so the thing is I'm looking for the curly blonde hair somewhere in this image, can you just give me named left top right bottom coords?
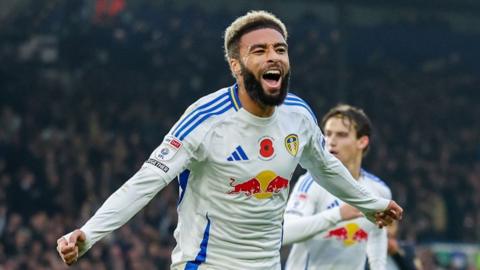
left=223, top=10, right=288, bottom=61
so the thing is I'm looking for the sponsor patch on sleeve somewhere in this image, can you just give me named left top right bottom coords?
left=170, top=138, right=182, bottom=149
left=155, top=135, right=182, bottom=161
left=292, top=192, right=308, bottom=210
left=145, top=158, right=170, bottom=173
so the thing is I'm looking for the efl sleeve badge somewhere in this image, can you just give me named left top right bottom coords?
left=155, top=135, right=182, bottom=161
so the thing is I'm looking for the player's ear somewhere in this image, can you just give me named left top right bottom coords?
left=229, top=58, right=241, bottom=78
left=358, top=135, right=369, bottom=151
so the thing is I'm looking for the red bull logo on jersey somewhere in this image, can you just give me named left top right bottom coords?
left=228, top=170, right=289, bottom=199
left=325, top=223, right=369, bottom=246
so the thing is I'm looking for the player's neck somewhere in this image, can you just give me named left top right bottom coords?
left=237, top=84, right=275, bottom=117
left=346, top=156, right=362, bottom=180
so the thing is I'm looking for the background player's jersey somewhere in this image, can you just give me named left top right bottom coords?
left=72, top=85, right=390, bottom=270
left=284, top=170, right=392, bottom=270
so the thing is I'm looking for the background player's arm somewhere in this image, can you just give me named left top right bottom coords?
left=283, top=211, right=341, bottom=245
left=283, top=174, right=362, bottom=245
left=300, top=124, right=397, bottom=223
left=283, top=174, right=338, bottom=245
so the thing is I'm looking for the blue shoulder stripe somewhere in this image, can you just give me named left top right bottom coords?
left=173, top=90, right=233, bottom=140
left=177, top=102, right=232, bottom=140
left=304, top=178, right=314, bottom=192
left=299, top=174, right=314, bottom=192
left=172, top=89, right=230, bottom=135
left=299, top=175, right=309, bottom=191
left=361, top=168, right=387, bottom=186
left=285, top=94, right=317, bottom=123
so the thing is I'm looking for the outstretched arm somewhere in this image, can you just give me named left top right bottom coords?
left=61, top=165, right=175, bottom=256
left=57, top=138, right=193, bottom=264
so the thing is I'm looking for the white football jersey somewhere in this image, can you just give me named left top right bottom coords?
left=66, top=85, right=390, bottom=270
left=284, top=170, right=392, bottom=270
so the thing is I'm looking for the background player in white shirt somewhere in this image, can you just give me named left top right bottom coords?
left=284, top=104, right=393, bottom=270
left=386, top=221, right=423, bottom=270
left=56, top=11, right=403, bottom=270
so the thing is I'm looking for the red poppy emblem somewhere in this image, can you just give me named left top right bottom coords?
left=260, top=138, right=274, bottom=158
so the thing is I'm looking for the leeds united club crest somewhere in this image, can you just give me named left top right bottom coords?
left=284, top=134, right=299, bottom=156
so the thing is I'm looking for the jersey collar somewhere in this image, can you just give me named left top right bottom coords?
left=229, top=83, right=242, bottom=111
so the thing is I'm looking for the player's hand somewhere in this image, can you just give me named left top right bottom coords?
left=375, top=200, right=403, bottom=228
left=339, top=204, right=363, bottom=221
left=56, top=229, right=86, bottom=265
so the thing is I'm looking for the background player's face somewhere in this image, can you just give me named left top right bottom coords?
left=323, top=117, right=367, bottom=165
left=237, top=28, right=290, bottom=106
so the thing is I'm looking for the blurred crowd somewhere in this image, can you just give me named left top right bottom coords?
left=1, top=1, right=479, bottom=269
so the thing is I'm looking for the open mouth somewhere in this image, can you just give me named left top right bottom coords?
left=261, top=70, right=282, bottom=90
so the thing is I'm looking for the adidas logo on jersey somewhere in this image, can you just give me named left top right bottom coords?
left=227, top=146, right=249, bottom=161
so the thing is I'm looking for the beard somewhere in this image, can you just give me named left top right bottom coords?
left=240, top=62, right=290, bottom=107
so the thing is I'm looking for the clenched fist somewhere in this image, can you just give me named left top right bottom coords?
left=56, top=229, right=86, bottom=265
left=375, top=200, right=403, bottom=228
